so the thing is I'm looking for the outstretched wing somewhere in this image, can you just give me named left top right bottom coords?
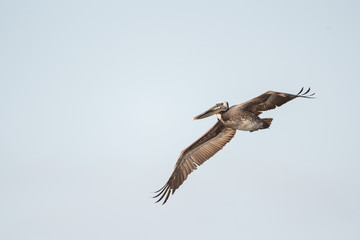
left=154, top=121, right=236, bottom=204
left=235, top=87, right=315, bottom=115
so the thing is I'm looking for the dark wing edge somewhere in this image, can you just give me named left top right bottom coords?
left=154, top=121, right=236, bottom=204
left=239, top=87, right=315, bottom=115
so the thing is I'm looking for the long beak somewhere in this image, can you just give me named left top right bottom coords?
left=193, top=105, right=220, bottom=120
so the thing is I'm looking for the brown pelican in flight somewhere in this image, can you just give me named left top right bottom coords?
left=154, top=88, right=315, bottom=204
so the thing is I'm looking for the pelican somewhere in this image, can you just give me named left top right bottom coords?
left=154, top=87, right=315, bottom=204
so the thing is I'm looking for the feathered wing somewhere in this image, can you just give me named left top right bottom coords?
left=237, top=87, right=315, bottom=115
left=154, top=121, right=236, bottom=204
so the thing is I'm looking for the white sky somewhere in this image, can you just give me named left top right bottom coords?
left=1, top=1, right=359, bottom=239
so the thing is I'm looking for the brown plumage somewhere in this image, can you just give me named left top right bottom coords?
left=235, top=87, right=313, bottom=115
left=154, top=87, right=314, bottom=204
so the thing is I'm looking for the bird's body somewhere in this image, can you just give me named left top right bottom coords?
left=154, top=88, right=314, bottom=204
left=218, top=109, right=270, bottom=132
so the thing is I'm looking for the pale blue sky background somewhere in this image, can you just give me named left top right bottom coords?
left=1, top=0, right=359, bottom=239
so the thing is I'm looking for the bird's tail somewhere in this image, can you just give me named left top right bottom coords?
left=261, top=118, right=273, bottom=129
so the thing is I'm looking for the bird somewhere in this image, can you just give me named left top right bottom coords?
left=154, top=87, right=315, bottom=204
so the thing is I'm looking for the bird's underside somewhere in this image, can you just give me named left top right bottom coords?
left=154, top=87, right=314, bottom=204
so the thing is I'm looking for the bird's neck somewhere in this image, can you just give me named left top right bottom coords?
left=216, top=113, right=224, bottom=123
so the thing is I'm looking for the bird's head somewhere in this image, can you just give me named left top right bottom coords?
left=193, top=101, right=229, bottom=120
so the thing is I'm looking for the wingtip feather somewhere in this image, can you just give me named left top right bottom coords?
left=296, top=87, right=315, bottom=98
